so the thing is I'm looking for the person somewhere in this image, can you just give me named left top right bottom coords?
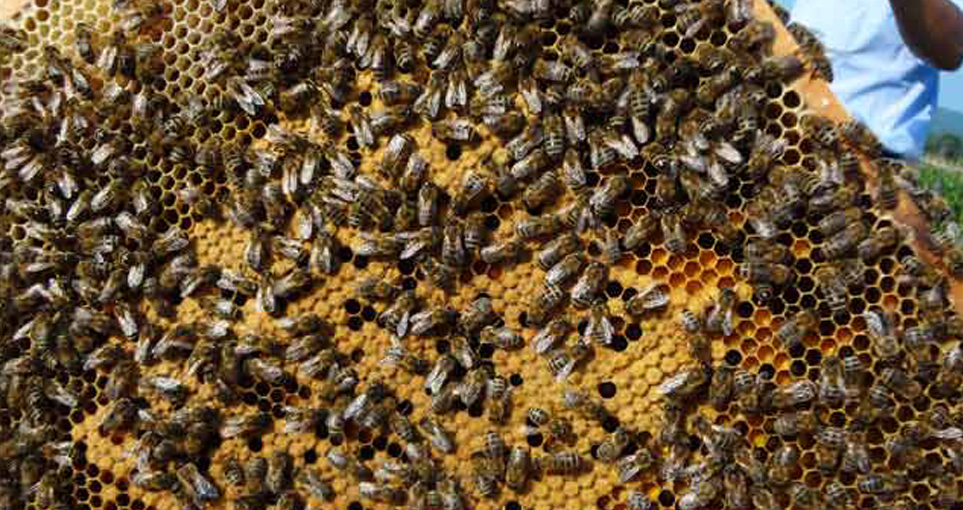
left=791, top=0, right=963, bottom=160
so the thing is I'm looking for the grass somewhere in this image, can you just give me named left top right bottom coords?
left=918, top=162, right=963, bottom=227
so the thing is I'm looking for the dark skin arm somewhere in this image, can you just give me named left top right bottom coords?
left=889, top=0, right=963, bottom=70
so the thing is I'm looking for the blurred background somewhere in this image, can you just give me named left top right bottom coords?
left=773, top=0, right=963, bottom=227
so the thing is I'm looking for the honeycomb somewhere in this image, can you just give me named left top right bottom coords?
left=1, top=1, right=962, bottom=510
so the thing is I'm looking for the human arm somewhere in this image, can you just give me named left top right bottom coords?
left=889, top=0, right=963, bottom=70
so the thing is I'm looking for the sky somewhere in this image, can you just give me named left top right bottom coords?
left=772, top=0, right=963, bottom=112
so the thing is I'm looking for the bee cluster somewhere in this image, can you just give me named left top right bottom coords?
left=1, top=0, right=963, bottom=510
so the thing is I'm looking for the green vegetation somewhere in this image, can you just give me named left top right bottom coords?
left=918, top=162, right=963, bottom=226
left=925, top=132, right=963, bottom=159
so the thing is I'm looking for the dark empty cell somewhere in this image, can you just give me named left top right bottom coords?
left=350, top=348, right=365, bottom=363
left=76, top=488, right=90, bottom=501
left=272, top=405, right=285, bottom=419
left=798, top=276, right=814, bottom=292
left=257, top=400, right=271, bottom=413
left=360, top=306, right=377, bottom=322
left=506, top=502, right=522, bottom=510
left=800, top=294, right=817, bottom=309
left=346, top=137, right=359, bottom=151
left=790, top=360, right=807, bottom=376
left=479, top=343, right=495, bottom=358
left=518, top=311, right=528, bottom=328
left=87, top=465, right=100, bottom=478
left=117, top=495, right=130, bottom=507
left=679, top=37, right=696, bottom=53
left=819, top=320, right=835, bottom=336
left=132, top=501, right=144, bottom=510
left=397, top=258, right=416, bottom=276
left=879, top=257, right=895, bottom=274
left=484, top=215, right=500, bottom=231
left=247, top=437, right=263, bottom=452
left=241, top=392, right=258, bottom=405
left=832, top=309, right=851, bottom=325
left=725, top=350, right=743, bottom=366
left=625, top=323, right=642, bottom=341
left=304, top=449, right=318, bottom=464
left=100, top=471, right=114, bottom=485
left=611, top=335, right=628, bottom=352
left=91, top=496, right=103, bottom=508
left=373, top=435, right=388, bottom=451
left=526, top=432, right=544, bottom=447
left=479, top=195, right=499, bottom=214
left=597, top=382, right=617, bottom=399
left=863, top=268, right=880, bottom=285
left=435, top=339, right=450, bottom=354
left=349, top=502, right=363, bottom=510
left=89, top=481, right=102, bottom=493
left=586, top=172, right=600, bottom=187
left=697, top=233, right=715, bottom=250
left=330, top=434, right=344, bottom=446
left=387, top=442, right=402, bottom=458
left=900, top=299, right=916, bottom=315
left=347, top=316, right=363, bottom=331
left=359, top=445, right=375, bottom=461
left=269, top=389, right=284, bottom=403
left=344, top=299, right=361, bottom=314
left=759, top=364, right=776, bottom=380
left=445, top=144, right=462, bottom=161
left=299, top=386, right=311, bottom=399
left=791, top=221, right=808, bottom=238
left=467, top=402, right=485, bottom=417
left=725, top=194, right=742, bottom=209
left=402, top=276, right=418, bottom=290
left=782, top=287, right=800, bottom=304
left=805, top=349, right=822, bottom=367
left=510, top=374, right=524, bottom=386
left=736, top=301, right=754, bottom=318
left=352, top=255, right=369, bottom=269
left=621, top=287, right=637, bottom=302
left=602, top=416, right=621, bottom=433
left=337, top=246, right=354, bottom=263
left=358, top=91, right=372, bottom=106
left=659, top=490, right=675, bottom=507
left=605, top=281, right=623, bottom=298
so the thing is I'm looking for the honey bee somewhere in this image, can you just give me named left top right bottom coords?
left=857, top=473, right=909, bottom=496
left=814, top=265, right=848, bottom=312
left=545, top=253, right=585, bottom=287
left=864, top=309, right=900, bottom=361
left=788, top=21, right=834, bottom=82
left=176, top=463, right=220, bottom=507
left=522, top=171, right=561, bottom=212
left=597, top=426, right=631, bottom=463
left=536, top=451, right=584, bottom=476
left=626, top=283, right=670, bottom=316
left=470, top=451, right=500, bottom=499
left=739, top=261, right=793, bottom=291
left=659, top=366, right=709, bottom=405
left=419, top=416, right=456, bottom=454
left=511, top=148, right=552, bottom=184
left=546, top=337, right=591, bottom=381
left=571, top=262, right=608, bottom=309
left=480, top=238, right=524, bottom=265
left=799, top=112, right=841, bottom=149
left=481, top=325, right=524, bottom=351
left=704, top=288, right=736, bottom=336
left=880, top=367, right=922, bottom=399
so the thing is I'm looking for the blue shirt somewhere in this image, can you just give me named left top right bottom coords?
left=791, top=0, right=963, bottom=159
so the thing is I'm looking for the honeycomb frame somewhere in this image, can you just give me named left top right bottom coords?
left=0, top=1, right=961, bottom=510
